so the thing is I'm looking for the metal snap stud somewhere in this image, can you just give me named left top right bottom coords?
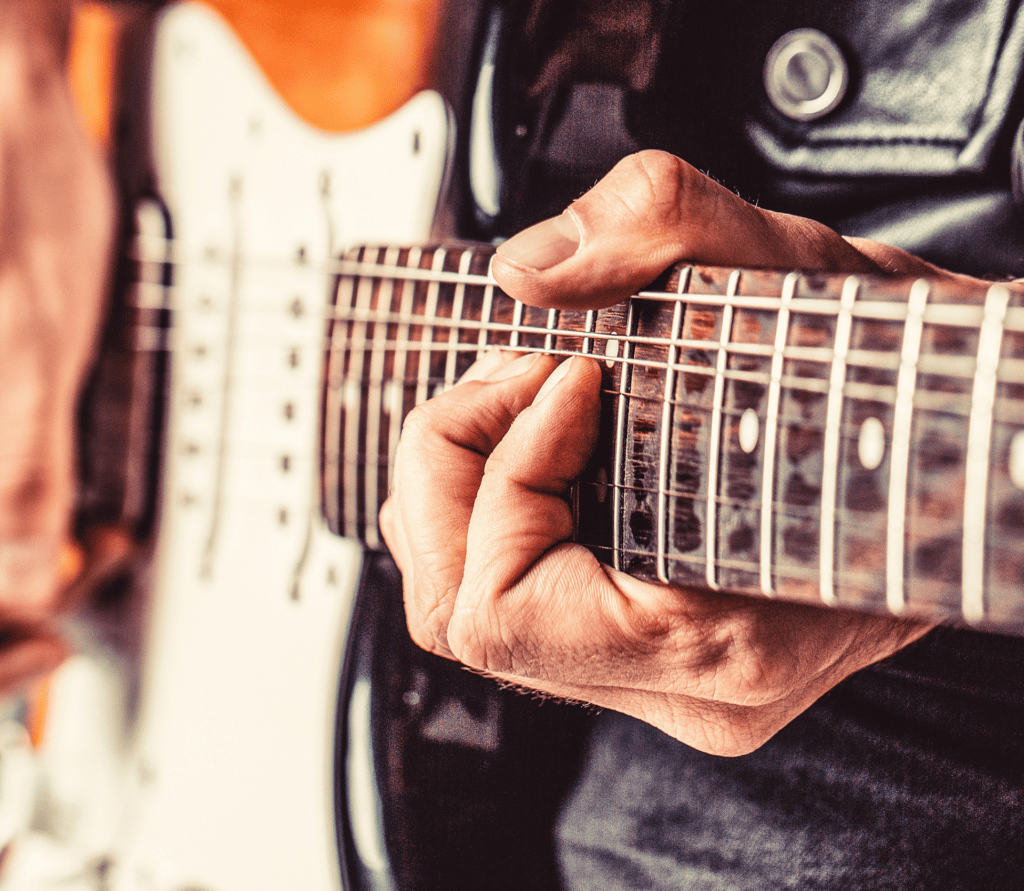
left=764, top=28, right=848, bottom=122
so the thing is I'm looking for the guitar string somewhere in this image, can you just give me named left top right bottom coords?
left=177, top=409, right=1005, bottom=495
left=125, top=253, right=1023, bottom=603
left=333, top=476, right=1019, bottom=546
left=124, top=319, right=1024, bottom=428
left=131, top=232, right=1016, bottom=292
left=130, top=324, right=1022, bottom=407
left=127, top=294, right=1024, bottom=430
left=127, top=277, right=1024, bottom=336
left=127, top=243, right=1024, bottom=332
left=126, top=254, right=1024, bottom=494
left=214, top=472, right=1014, bottom=571
left=130, top=313, right=1005, bottom=388
left=124, top=286, right=1024, bottom=392
left=126, top=264, right=1024, bottom=386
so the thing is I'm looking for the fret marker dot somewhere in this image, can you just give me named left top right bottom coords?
left=858, top=417, right=885, bottom=470
left=343, top=380, right=361, bottom=409
left=596, top=467, right=608, bottom=504
left=1010, top=431, right=1024, bottom=489
left=605, top=338, right=619, bottom=368
left=738, top=409, right=759, bottom=454
left=384, top=381, right=403, bottom=416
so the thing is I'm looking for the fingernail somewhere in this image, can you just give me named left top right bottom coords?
left=496, top=212, right=580, bottom=271
left=485, top=352, right=541, bottom=381
left=458, top=349, right=511, bottom=384
left=533, top=358, right=573, bottom=404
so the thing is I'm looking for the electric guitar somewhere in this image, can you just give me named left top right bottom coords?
left=10, top=3, right=450, bottom=889
left=9, top=1, right=1024, bottom=889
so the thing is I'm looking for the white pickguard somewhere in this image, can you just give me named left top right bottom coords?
left=2, top=3, right=448, bottom=889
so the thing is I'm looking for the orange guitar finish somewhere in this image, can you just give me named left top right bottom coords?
left=69, top=0, right=440, bottom=140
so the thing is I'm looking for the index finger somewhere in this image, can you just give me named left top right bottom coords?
left=386, top=351, right=558, bottom=657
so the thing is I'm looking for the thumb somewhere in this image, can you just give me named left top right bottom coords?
left=491, top=150, right=877, bottom=309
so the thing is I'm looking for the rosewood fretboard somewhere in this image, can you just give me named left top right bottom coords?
left=321, top=243, right=1024, bottom=631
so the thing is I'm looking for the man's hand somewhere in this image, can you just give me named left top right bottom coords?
left=0, top=3, right=114, bottom=690
left=380, top=151, right=935, bottom=755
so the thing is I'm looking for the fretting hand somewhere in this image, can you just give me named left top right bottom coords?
left=380, top=151, right=941, bottom=755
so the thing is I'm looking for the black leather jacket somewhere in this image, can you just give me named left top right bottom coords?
left=342, top=2, right=1024, bottom=888
left=453, top=0, right=1024, bottom=278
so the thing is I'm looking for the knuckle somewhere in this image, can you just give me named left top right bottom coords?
left=608, top=150, right=690, bottom=224
left=405, top=597, right=448, bottom=656
left=448, top=608, right=512, bottom=674
left=399, top=401, right=436, bottom=444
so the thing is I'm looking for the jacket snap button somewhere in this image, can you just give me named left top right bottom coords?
left=764, top=28, right=848, bottom=122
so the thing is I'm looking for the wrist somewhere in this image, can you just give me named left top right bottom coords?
left=0, top=1, right=73, bottom=62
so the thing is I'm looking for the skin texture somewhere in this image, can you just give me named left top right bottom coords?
left=380, top=150, right=954, bottom=756
left=0, top=1, right=114, bottom=691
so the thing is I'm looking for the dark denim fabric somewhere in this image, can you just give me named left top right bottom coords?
left=555, top=2, right=1024, bottom=887
left=557, top=630, right=1024, bottom=890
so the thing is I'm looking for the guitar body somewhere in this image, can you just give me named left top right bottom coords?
left=15, top=0, right=1024, bottom=888
left=11, top=4, right=454, bottom=888
left=120, top=6, right=449, bottom=889
left=17, top=4, right=592, bottom=890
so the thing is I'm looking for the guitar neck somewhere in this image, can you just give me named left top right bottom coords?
left=321, top=243, right=1024, bottom=631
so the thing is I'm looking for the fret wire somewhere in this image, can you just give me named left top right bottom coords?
left=819, top=275, right=859, bottom=605
left=706, top=270, right=741, bottom=591
left=362, top=247, right=401, bottom=549
left=322, top=271, right=354, bottom=535
left=415, top=249, right=447, bottom=406
left=761, top=272, right=798, bottom=597
left=509, top=300, right=524, bottom=349
left=544, top=308, right=558, bottom=352
left=444, top=252, right=474, bottom=388
left=887, top=278, right=930, bottom=614
left=388, top=247, right=421, bottom=497
left=566, top=543, right=997, bottom=597
left=962, top=284, right=1010, bottom=623
left=582, top=310, right=597, bottom=355
left=582, top=544, right=828, bottom=582
left=658, top=274, right=689, bottom=583
left=613, top=303, right=638, bottom=572
left=343, top=249, right=378, bottom=542
left=477, top=276, right=494, bottom=357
